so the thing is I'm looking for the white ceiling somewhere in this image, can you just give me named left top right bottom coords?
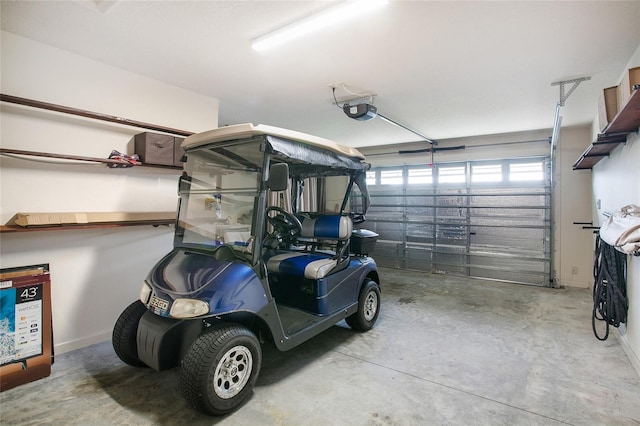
left=2, top=1, right=640, bottom=148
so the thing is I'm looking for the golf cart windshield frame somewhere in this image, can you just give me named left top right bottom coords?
left=173, top=126, right=371, bottom=262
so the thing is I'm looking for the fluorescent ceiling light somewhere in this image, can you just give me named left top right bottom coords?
left=251, top=0, right=388, bottom=51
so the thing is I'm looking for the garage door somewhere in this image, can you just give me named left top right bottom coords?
left=360, top=157, right=551, bottom=286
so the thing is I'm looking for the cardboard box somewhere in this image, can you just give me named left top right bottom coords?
left=134, top=132, right=175, bottom=166
left=13, top=213, right=79, bottom=226
left=617, top=66, right=640, bottom=110
left=0, top=264, right=53, bottom=392
left=13, top=212, right=175, bottom=227
left=597, top=86, right=619, bottom=131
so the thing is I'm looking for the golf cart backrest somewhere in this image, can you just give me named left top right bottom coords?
left=298, top=214, right=353, bottom=240
left=265, top=214, right=353, bottom=280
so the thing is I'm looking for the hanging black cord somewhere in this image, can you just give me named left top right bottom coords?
left=592, top=235, right=628, bottom=341
left=332, top=87, right=343, bottom=109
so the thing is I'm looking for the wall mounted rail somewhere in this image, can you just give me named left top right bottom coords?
left=1, top=93, right=194, bottom=137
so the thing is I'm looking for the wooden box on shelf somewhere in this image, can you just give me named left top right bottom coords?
left=573, top=89, right=640, bottom=170
left=598, top=86, right=619, bottom=132
left=174, top=137, right=185, bottom=167
left=134, top=132, right=175, bottom=166
left=617, top=66, right=640, bottom=110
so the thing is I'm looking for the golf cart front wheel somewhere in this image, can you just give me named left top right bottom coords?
left=346, top=279, right=381, bottom=331
left=112, top=300, right=148, bottom=367
left=181, top=323, right=262, bottom=416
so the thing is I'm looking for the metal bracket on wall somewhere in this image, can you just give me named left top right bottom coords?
left=551, top=77, right=591, bottom=106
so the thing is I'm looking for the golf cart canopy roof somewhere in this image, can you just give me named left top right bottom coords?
left=182, top=123, right=370, bottom=178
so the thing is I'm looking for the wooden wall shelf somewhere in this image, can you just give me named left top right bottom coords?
left=573, top=89, right=640, bottom=170
left=0, top=220, right=174, bottom=234
left=1, top=95, right=183, bottom=236
left=0, top=148, right=182, bottom=170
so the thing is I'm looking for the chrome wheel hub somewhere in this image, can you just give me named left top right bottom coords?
left=363, top=290, right=378, bottom=321
left=213, top=345, right=253, bottom=399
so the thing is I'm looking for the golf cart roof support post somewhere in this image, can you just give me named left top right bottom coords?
left=340, top=176, right=357, bottom=214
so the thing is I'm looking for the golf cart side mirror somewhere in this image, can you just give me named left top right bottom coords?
left=268, top=163, right=289, bottom=191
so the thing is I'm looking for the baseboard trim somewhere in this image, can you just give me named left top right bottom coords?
left=618, top=330, right=640, bottom=379
left=54, top=331, right=111, bottom=355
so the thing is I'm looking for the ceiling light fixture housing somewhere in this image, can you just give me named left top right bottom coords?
left=251, top=0, right=389, bottom=51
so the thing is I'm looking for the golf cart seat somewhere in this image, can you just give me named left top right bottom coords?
left=265, top=214, right=352, bottom=280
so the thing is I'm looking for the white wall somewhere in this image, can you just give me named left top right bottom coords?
left=591, top=42, right=640, bottom=375
left=554, top=126, right=596, bottom=288
left=0, top=32, right=219, bottom=353
left=360, top=126, right=595, bottom=288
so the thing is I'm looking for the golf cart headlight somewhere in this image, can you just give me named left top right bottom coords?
left=139, top=281, right=152, bottom=304
left=170, top=299, right=209, bottom=318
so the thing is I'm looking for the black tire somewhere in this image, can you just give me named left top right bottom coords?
left=112, top=300, right=148, bottom=367
left=346, top=279, right=381, bottom=331
left=181, top=324, right=262, bottom=416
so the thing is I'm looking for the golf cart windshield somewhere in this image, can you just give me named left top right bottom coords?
left=174, top=139, right=262, bottom=256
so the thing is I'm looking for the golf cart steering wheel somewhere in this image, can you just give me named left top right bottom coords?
left=265, top=206, right=302, bottom=238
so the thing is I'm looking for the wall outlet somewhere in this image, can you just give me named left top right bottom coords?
left=571, top=267, right=578, bottom=275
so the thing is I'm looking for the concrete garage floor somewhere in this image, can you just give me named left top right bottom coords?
left=2, top=267, right=639, bottom=425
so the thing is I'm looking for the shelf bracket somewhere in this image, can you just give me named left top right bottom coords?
left=551, top=77, right=591, bottom=106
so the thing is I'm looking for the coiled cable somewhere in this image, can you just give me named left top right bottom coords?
left=592, top=235, right=628, bottom=341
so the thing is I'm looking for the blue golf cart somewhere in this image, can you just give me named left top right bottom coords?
left=112, top=124, right=380, bottom=415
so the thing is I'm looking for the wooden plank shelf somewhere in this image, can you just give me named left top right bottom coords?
left=1, top=93, right=194, bottom=137
left=1, top=95, right=183, bottom=236
left=573, top=89, right=640, bottom=170
left=0, top=219, right=174, bottom=233
left=0, top=148, right=182, bottom=170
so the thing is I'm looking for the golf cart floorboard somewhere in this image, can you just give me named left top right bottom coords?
left=276, top=304, right=326, bottom=336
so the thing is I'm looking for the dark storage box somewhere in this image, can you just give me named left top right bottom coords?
left=174, top=137, right=185, bottom=167
left=350, top=229, right=378, bottom=255
left=135, top=133, right=175, bottom=166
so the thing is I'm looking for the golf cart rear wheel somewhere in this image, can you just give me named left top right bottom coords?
left=181, top=324, right=261, bottom=416
left=112, top=300, right=148, bottom=367
left=346, top=279, right=380, bottom=331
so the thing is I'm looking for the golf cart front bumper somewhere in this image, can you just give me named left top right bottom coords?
left=136, top=311, right=203, bottom=371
